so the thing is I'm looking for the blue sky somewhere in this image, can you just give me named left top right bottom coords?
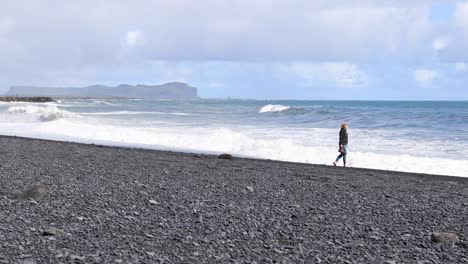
left=0, top=1, right=467, bottom=100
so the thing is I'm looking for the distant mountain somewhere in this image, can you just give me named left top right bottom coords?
left=4, top=82, right=198, bottom=99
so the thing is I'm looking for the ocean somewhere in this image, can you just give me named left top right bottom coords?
left=0, top=99, right=467, bottom=177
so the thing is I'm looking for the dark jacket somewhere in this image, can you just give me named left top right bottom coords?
left=339, top=128, right=348, bottom=146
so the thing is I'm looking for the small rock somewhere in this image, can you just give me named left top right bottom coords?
left=402, top=233, right=412, bottom=240
left=41, top=227, right=63, bottom=237
left=218, top=154, right=233, bottom=160
left=349, top=239, right=364, bottom=248
left=246, top=186, right=254, bottom=193
left=18, top=260, right=35, bottom=264
left=17, top=255, right=32, bottom=259
left=145, top=233, right=155, bottom=238
left=0, top=256, right=8, bottom=264
left=384, top=260, right=397, bottom=264
left=69, top=254, right=86, bottom=261
left=431, top=232, right=459, bottom=244
left=148, top=199, right=159, bottom=205
left=273, top=248, right=284, bottom=254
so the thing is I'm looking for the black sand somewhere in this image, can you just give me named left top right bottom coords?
left=0, top=136, right=467, bottom=263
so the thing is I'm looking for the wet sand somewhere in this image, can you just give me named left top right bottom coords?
left=0, top=135, right=467, bottom=263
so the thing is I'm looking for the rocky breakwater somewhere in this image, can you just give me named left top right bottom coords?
left=0, top=96, right=55, bottom=103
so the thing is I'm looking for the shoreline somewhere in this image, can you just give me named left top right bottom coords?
left=1, top=134, right=466, bottom=180
left=0, top=135, right=467, bottom=263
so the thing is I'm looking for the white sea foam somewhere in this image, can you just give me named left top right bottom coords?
left=92, top=100, right=121, bottom=106
left=0, top=114, right=466, bottom=177
left=0, top=101, right=73, bottom=107
left=82, top=111, right=189, bottom=116
left=7, top=105, right=76, bottom=121
left=259, top=104, right=291, bottom=113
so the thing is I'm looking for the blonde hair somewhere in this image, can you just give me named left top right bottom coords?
left=341, top=123, right=348, bottom=129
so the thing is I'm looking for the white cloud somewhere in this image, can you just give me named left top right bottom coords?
left=0, top=1, right=435, bottom=63
left=290, top=62, right=368, bottom=87
left=124, top=30, right=143, bottom=47
left=0, top=0, right=465, bottom=91
left=432, top=37, right=448, bottom=51
left=455, top=2, right=468, bottom=31
left=413, top=69, right=438, bottom=88
left=455, top=62, right=468, bottom=72
left=323, top=62, right=368, bottom=86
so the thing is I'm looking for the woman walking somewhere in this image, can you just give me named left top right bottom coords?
left=333, top=123, right=348, bottom=167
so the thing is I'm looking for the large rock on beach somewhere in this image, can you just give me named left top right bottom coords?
left=15, top=185, right=48, bottom=199
left=431, top=232, right=460, bottom=244
left=218, top=154, right=233, bottom=160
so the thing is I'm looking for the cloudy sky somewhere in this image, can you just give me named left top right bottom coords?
left=0, top=0, right=467, bottom=99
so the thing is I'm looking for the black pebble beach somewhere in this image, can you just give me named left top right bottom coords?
left=0, top=136, right=467, bottom=263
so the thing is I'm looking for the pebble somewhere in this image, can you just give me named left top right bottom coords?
left=148, top=199, right=159, bottom=205
left=69, top=254, right=86, bottom=261
left=18, top=260, right=35, bottom=264
left=145, top=233, right=155, bottom=238
left=349, top=239, right=364, bottom=248
left=41, top=227, right=65, bottom=237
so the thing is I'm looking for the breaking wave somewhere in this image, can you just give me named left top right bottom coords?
left=258, top=104, right=312, bottom=116
left=259, top=104, right=291, bottom=113
left=82, top=111, right=190, bottom=116
left=7, top=105, right=77, bottom=122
